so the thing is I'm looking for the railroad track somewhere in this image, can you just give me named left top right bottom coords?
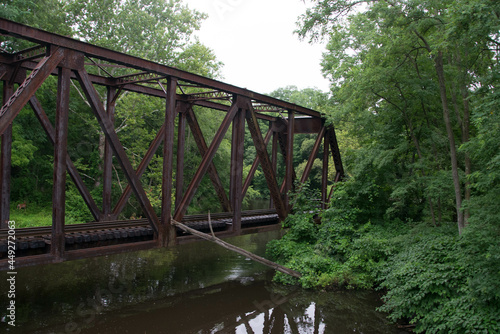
left=0, top=209, right=278, bottom=239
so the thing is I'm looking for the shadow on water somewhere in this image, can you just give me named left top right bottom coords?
left=0, top=231, right=408, bottom=333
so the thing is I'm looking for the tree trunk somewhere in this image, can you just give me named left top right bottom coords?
left=434, top=51, right=465, bottom=234
left=460, top=83, right=471, bottom=225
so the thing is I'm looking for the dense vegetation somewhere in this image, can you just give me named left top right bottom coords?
left=267, top=0, right=500, bottom=333
left=1, top=0, right=499, bottom=332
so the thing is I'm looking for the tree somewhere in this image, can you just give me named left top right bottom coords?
left=297, top=0, right=500, bottom=234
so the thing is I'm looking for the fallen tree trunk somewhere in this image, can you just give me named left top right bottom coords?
left=172, top=219, right=302, bottom=279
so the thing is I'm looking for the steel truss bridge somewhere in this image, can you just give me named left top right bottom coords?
left=0, top=19, right=343, bottom=269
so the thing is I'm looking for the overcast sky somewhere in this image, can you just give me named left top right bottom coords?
left=182, top=0, right=330, bottom=95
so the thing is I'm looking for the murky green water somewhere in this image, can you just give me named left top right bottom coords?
left=0, top=231, right=406, bottom=333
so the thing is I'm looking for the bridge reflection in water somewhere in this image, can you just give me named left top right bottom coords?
left=0, top=231, right=405, bottom=334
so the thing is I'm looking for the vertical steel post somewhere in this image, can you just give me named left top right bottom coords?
left=174, top=102, right=238, bottom=222
left=245, top=102, right=287, bottom=221
left=160, top=77, right=177, bottom=247
left=175, top=104, right=186, bottom=212
left=0, top=83, right=13, bottom=229
left=30, top=96, right=101, bottom=221
left=51, top=66, right=71, bottom=259
left=270, top=128, right=278, bottom=209
left=285, top=111, right=295, bottom=211
left=322, top=130, right=330, bottom=210
left=102, top=87, right=116, bottom=220
left=230, top=107, right=245, bottom=233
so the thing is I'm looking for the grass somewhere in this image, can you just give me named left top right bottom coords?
left=9, top=205, right=85, bottom=228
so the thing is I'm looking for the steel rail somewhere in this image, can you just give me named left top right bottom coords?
left=0, top=209, right=278, bottom=238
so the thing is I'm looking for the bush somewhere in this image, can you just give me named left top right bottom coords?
left=267, top=182, right=401, bottom=289
left=267, top=180, right=500, bottom=333
left=377, top=222, right=500, bottom=333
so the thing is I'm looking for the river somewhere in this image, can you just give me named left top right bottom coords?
left=0, top=230, right=407, bottom=333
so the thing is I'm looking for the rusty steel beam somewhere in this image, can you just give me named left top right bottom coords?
left=0, top=47, right=65, bottom=136
left=0, top=58, right=281, bottom=124
left=0, top=83, right=13, bottom=229
left=294, top=117, right=322, bottom=134
left=116, top=71, right=167, bottom=85
left=185, top=106, right=232, bottom=212
left=322, top=130, right=330, bottom=210
left=0, top=19, right=321, bottom=118
left=230, top=108, right=245, bottom=233
left=276, top=130, right=298, bottom=195
left=174, top=101, right=239, bottom=222
left=270, top=130, right=278, bottom=209
left=111, top=123, right=166, bottom=218
left=244, top=98, right=287, bottom=221
left=242, top=127, right=272, bottom=198
left=102, top=86, right=116, bottom=220
left=299, top=125, right=326, bottom=185
left=51, top=66, right=71, bottom=259
left=285, top=111, right=295, bottom=210
left=159, top=77, right=177, bottom=246
left=186, top=90, right=231, bottom=101
left=29, top=96, right=101, bottom=221
left=75, top=69, right=160, bottom=233
left=328, top=125, right=345, bottom=181
left=175, top=104, right=187, bottom=211
left=0, top=65, right=8, bottom=81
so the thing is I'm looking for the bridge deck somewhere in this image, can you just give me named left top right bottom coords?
left=0, top=210, right=280, bottom=269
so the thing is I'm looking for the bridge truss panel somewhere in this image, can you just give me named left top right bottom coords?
left=0, top=19, right=344, bottom=268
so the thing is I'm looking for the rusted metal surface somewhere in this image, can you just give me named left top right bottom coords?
left=174, top=101, right=239, bottom=222
left=300, top=125, right=326, bottom=185
left=322, top=130, right=330, bottom=210
left=0, top=47, right=65, bottom=136
left=230, top=108, right=245, bottom=233
left=285, top=111, right=295, bottom=210
left=51, top=66, right=71, bottom=259
left=159, top=77, right=177, bottom=246
left=103, top=87, right=117, bottom=220
left=76, top=69, right=160, bottom=233
left=175, top=104, right=187, bottom=211
left=294, top=117, right=322, bottom=134
left=0, top=19, right=321, bottom=118
left=185, top=106, right=232, bottom=212
left=0, top=83, right=13, bottom=229
left=327, top=125, right=345, bottom=182
left=0, top=19, right=345, bottom=268
left=244, top=99, right=287, bottom=221
left=242, top=127, right=272, bottom=198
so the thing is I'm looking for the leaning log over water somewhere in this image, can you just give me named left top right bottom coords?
left=172, top=219, right=302, bottom=279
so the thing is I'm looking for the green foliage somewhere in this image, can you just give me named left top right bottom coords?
left=267, top=182, right=399, bottom=289
left=462, top=70, right=500, bottom=226
left=377, top=222, right=500, bottom=333
left=9, top=204, right=52, bottom=228
left=269, top=180, right=500, bottom=332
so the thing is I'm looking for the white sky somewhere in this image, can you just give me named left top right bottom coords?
left=182, top=0, right=330, bottom=95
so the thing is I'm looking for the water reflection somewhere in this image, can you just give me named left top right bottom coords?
left=58, top=281, right=403, bottom=334
left=0, top=231, right=406, bottom=333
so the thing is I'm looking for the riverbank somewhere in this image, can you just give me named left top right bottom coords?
left=267, top=204, right=500, bottom=333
